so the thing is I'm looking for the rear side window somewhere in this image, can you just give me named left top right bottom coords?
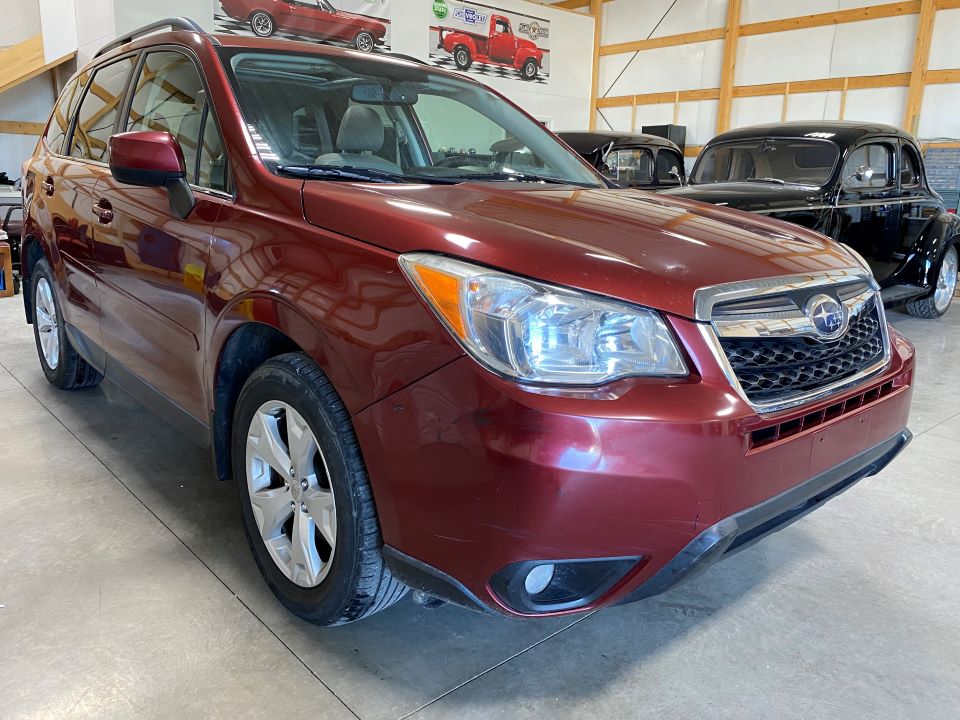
left=45, top=77, right=79, bottom=154
left=900, top=145, right=921, bottom=187
left=127, top=51, right=227, bottom=191
left=656, top=150, right=683, bottom=185
left=70, top=56, right=137, bottom=162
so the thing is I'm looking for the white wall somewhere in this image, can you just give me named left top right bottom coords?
left=593, top=0, right=960, bottom=166
left=0, top=0, right=41, bottom=47
left=0, top=76, right=54, bottom=178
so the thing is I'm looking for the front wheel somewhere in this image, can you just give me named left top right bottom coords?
left=520, top=58, right=539, bottom=81
left=249, top=11, right=275, bottom=37
left=453, top=45, right=472, bottom=70
left=31, top=258, right=102, bottom=390
left=232, top=352, right=407, bottom=626
left=906, top=244, right=958, bottom=318
left=354, top=31, right=375, bottom=53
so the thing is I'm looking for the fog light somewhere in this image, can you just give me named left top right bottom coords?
left=523, top=563, right=555, bottom=596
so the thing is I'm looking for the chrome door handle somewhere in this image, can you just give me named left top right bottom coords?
left=93, top=201, right=114, bottom=224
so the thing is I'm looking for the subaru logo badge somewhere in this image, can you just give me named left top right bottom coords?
left=805, top=293, right=848, bottom=340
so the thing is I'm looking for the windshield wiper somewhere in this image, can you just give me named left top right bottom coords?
left=276, top=165, right=414, bottom=183
left=743, top=177, right=786, bottom=185
left=458, top=171, right=588, bottom=186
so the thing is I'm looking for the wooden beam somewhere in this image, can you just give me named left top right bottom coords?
left=839, top=77, right=850, bottom=119
left=0, top=36, right=75, bottom=97
left=927, top=68, right=960, bottom=83
left=551, top=0, right=613, bottom=10
left=673, top=91, right=681, bottom=124
left=904, top=0, right=937, bottom=134
left=781, top=83, right=791, bottom=122
left=716, top=0, right=742, bottom=134
left=684, top=145, right=705, bottom=158
left=0, top=120, right=46, bottom=135
left=740, top=1, right=921, bottom=37
left=599, top=28, right=724, bottom=57
left=588, top=0, right=602, bottom=130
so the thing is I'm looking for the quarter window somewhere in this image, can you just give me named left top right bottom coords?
left=842, top=143, right=892, bottom=190
left=45, top=77, right=79, bottom=154
left=656, top=150, right=683, bottom=185
left=127, top=51, right=227, bottom=191
left=70, top=56, right=137, bottom=162
left=900, top=145, right=921, bottom=187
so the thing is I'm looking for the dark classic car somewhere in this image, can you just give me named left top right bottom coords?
left=557, top=131, right=685, bottom=190
left=663, top=121, right=959, bottom=318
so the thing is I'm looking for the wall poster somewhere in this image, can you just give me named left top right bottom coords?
left=428, top=0, right=551, bottom=84
left=215, top=0, right=392, bottom=53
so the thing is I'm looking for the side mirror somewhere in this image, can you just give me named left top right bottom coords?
left=109, top=131, right=195, bottom=219
left=854, top=164, right=874, bottom=183
left=669, top=165, right=682, bottom=182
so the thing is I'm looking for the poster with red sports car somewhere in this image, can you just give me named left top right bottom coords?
left=216, top=0, right=392, bottom=53
left=428, top=0, right=551, bottom=84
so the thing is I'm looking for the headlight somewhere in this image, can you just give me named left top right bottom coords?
left=399, top=253, right=687, bottom=385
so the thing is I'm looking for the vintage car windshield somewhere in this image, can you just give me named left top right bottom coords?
left=691, top=138, right=839, bottom=187
left=223, top=50, right=603, bottom=187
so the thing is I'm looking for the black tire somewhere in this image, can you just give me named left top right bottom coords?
left=232, top=352, right=407, bottom=626
left=453, top=45, right=472, bottom=70
left=354, top=30, right=375, bottom=53
left=905, top=244, right=958, bottom=318
left=520, top=58, right=539, bottom=81
left=249, top=11, right=275, bottom=37
left=31, top=258, right=102, bottom=390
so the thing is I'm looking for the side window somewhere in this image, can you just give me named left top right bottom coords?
left=127, top=51, right=227, bottom=191
left=656, top=150, right=683, bottom=185
left=610, top=148, right=653, bottom=184
left=900, top=145, right=921, bottom=188
left=70, top=56, right=136, bottom=162
left=45, top=77, right=79, bottom=154
left=842, top=143, right=892, bottom=190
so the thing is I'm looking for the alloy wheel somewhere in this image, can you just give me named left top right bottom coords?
left=356, top=32, right=374, bottom=53
left=245, top=400, right=337, bottom=588
left=251, top=13, right=273, bottom=36
left=934, top=245, right=958, bottom=314
left=35, top=276, right=59, bottom=370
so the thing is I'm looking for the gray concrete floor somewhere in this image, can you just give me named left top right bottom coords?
left=0, top=294, right=958, bottom=720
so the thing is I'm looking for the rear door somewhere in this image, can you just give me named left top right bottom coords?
left=93, top=49, right=231, bottom=420
left=45, top=56, right=137, bottom=349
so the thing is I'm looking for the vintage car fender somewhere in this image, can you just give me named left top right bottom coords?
left=443, top=32, right=478, bottom=56
left=902, top=211, right=960, bottom=290
left=514, top=47, right=542, bottom=68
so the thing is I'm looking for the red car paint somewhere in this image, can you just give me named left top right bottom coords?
left=439, top=14, right=544, bottom=78
left=220, top=0, right=387, bottom=49
left=22, top=30, right=914, bottom=618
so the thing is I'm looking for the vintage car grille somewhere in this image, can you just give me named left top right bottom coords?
left=718, top=304, right=886, bottom=404
left=698, top=272, right=890, bottom=411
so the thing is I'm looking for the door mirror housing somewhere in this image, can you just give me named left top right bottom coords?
left=108, top=131, right=195, bottom=219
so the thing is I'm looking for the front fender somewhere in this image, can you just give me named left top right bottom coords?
left=899, top=212, right=960, bottom=290
left=515, top=48, right=542, bottom=66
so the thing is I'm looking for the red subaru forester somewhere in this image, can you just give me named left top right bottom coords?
left=21, top=19, right=914, bottom=625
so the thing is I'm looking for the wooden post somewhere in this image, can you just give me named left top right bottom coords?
left=903, top=0, right=936, bottom=135
left=781, top=82, right=791, bottom=121
left=589, top=0, right=603, bottom=130
left=716, top=0, right=743, bottom=133
left=673, top=90, right=681, bottom=125
left=839, top=77, right=849, bottom=119
left=630, top=96, right=638, bottom=131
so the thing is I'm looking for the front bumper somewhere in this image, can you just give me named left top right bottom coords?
left=354, top=316, right=915, bottom=617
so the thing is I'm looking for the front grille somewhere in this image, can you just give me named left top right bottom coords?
left=719, top=302, right=886, bottom=404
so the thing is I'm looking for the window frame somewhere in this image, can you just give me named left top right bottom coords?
left=44, top=76, right=80, bottom=155
left=840, top=140, right=897, bottom=194
left=655, top=148, right=684, bottom=186
left=121, top=45, right=232, bottom=198
left=899, top=142, right=923, bottom=190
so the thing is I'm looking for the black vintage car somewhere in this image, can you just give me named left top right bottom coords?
left=663, top=121, right=959, bottom=318
left=557, top=131, right=685, bottom=190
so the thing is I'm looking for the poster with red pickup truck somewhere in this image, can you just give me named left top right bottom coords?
left=429, top=1, right=550, bottom=83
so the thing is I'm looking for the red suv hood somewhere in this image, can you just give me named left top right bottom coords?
left=302, top=183, right=858, bottom=319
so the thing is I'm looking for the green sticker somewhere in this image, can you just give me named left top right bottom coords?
left=433, top=0, right=448, bottom=20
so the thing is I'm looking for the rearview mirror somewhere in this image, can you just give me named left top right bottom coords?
left=109, top=131, right=195, bottom=219
left=351, top=82, right=418, bottom=105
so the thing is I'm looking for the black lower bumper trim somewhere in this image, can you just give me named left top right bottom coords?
left=620, top=428, right=912, bottom=604
left=382, top=545, right=498, bottom=616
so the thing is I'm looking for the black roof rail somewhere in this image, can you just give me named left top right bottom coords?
left=95, top=17, right=216, bottom=57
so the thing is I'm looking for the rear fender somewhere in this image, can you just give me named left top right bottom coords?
left=897, top=212, right=960, bottom=290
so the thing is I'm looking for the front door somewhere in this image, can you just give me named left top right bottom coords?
left=832, top=139, right=902, bottom=280
left=489, top=18, right=517, bottom=61
left=286, top=0, right=329, bottom=37
left=94, top=50, right=230, bottom=421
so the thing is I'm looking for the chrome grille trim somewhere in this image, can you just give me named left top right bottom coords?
left=695, top=269, right=892, bottom=415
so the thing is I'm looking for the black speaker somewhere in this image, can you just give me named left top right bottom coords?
left=642, top=124, right=686, bottom=153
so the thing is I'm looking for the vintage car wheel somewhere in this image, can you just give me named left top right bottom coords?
left=454, top=45, right=472, bottom=70
left=249, top=11, right=275, bottom=37
left=233, top=352, right=407, bottom=625
left=520, top=59, right=539, bottom=81
left=906, top=244, right=958, bottom=318
left=354, top=31, right=375, bottom=53
left=31, top=259, right=102, bottom=390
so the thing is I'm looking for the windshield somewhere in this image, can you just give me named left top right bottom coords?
left=222, top=49, right=603, bottom=187
left=691, top=138, right=839, bottom=187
